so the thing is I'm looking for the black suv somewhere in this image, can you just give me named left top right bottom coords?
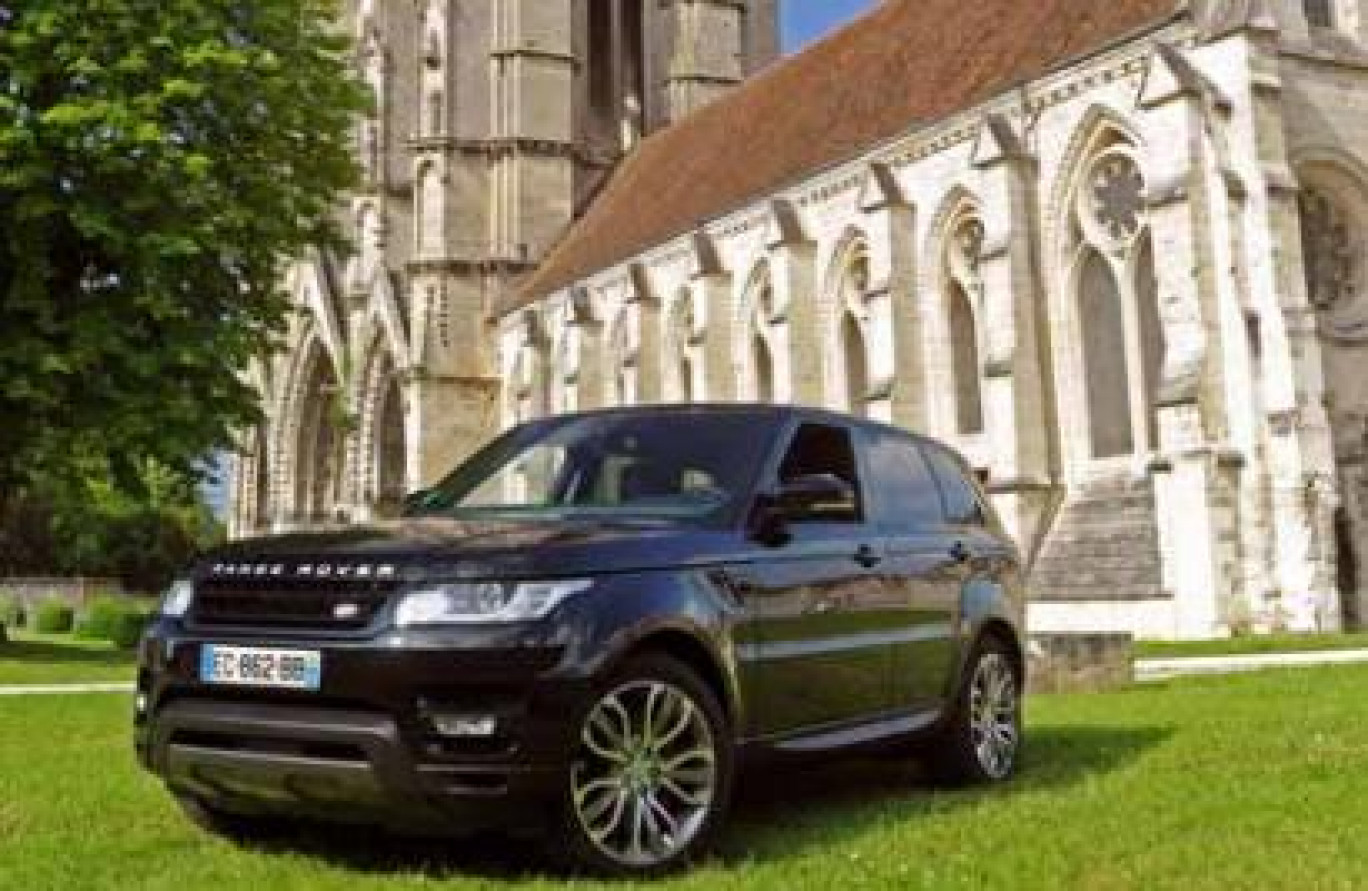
left=136, top=405, right=1024, bottom=875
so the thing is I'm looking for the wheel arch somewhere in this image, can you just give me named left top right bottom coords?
left=611, top=626, right=739, bottom=729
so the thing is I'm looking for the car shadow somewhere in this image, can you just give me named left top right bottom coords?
left=237, top=722, right=1169, bottom=881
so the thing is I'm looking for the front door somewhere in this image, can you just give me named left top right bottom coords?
left=734, top=422, right=894, bottom=738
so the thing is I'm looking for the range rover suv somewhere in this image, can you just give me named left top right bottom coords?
left=136, top=405, right=1025, bottom=876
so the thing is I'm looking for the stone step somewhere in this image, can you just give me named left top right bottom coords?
left=1029, top=479, right=1162, bottom=605
left=1032, top=582, right=1165, bottom=603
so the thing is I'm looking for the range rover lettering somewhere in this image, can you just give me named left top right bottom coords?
left=135, top=405, right=1025, bottom=876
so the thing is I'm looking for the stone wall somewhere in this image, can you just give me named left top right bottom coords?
left=1027, top=633, right=1136, bottom=694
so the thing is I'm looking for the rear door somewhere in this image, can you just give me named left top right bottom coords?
left=864, top=430, right=962, bottom=709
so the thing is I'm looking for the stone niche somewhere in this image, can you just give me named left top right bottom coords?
left=1027, top=633, right=1135, bottom=694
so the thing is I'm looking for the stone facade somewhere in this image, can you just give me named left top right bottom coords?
left=235, top=0, right=1368, bottom=641
left=229, top=0, right=778, bottom=532
left=495, top=1, right=1368, bottom=640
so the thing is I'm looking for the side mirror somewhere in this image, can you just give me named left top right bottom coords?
left=750, top=474, right=856, bottom=546
left=775, top=474, right=856, bottom=518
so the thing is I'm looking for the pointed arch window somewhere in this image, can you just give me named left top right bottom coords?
left=1068, top=145, right=1166, bottom=460
left=752, top=334, right=775, bottom=403
left=294, top=347, right=346, bottom=524
left=942, top=213, right=986, bottom=435
left=840, top=313, right=870, bottom=416
left=668, top=290, right=699, bottom=403
left=832, top=242, right=875, bottom=417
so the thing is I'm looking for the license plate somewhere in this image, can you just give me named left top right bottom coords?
left=199, top=645, right=322, bottom=690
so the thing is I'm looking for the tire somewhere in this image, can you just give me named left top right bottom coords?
left=552, top=654, right=734, bottom=877
left=927, top=635, right=1023, bottom=786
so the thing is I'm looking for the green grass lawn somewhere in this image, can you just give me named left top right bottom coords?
left=2, top=664, right=1367, bottom=890
left=1135, top=631, right=1368, bottom=660
left=0, top=630, right=138, bottom=686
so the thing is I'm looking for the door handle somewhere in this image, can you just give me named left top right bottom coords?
left=950, top=541, right=972, bottom=564
left=853, top=545, right=882, bottom=568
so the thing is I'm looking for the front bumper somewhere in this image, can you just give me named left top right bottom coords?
left=135, top=622, right=590, bottom=833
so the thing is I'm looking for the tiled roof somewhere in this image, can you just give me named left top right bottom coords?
left=509, top=0, right=1180, bottom=313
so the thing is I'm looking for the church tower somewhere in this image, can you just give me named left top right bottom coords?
left=230, top=0, right=777, bottom=535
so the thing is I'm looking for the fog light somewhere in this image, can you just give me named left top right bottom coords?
left=428, top=713, right=499, bottom=738
left=134, top=693, right=149, bottom=715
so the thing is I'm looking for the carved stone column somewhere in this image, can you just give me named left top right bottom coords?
left=857, top=163, right=924, bottom=430
left=971, top=115, right=1057, bottom=552
left=1137, top=43, right=1244, bottom=637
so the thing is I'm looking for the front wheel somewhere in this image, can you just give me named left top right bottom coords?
left=554, top=654, right=733, bottom=877
left=927, top=636, right=1023, bottom=786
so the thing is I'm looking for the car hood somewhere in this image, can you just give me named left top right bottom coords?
left=201, top=516, right=749, bottom=582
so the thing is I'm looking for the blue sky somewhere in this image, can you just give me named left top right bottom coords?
left=782, top=0, right=876, bottom=52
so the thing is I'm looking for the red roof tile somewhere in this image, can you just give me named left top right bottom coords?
left=510, top=0, right=1180, bottom=312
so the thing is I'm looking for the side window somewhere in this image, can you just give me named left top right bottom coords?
left=865, top=432, right=944, bottom=530
left=776, top=423, right=863, bottom=523
left=921, top=444, right=986, bottom=527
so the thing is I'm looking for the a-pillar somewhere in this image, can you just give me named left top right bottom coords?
left=971, top=115, right=1056, bottom=554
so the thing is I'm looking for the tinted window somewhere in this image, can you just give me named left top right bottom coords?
left=776, top=423, right=863, bottom=523
left=921, top=444, right=986, bottom=527
left=411, top=412, right=779, bottom=527
left=864, top=431, right=943, bottom=530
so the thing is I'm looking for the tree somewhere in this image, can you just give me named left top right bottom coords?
left=0, top=456, right=223, bottom=593
left=0, top=0, right=367, bottom=499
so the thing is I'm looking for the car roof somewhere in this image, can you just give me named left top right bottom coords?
left=542, top=403, right=947, bottom=450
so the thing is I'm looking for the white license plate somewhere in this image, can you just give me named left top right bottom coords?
left=199, top=645, right=322, bottom=690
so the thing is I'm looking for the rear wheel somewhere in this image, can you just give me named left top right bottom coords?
left=554, top=654, right=733, bottom=876
left=928, top=636, right=1022, bottom=785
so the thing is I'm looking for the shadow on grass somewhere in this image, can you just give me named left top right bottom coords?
left=0, top=638, right=136, bottom=669
left=234, top=723, right=1169, bottom=881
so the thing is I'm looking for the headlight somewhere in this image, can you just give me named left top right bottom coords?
left=394, top=580, right=592, bottom=626
left=160, top=579, right=194, bottom=618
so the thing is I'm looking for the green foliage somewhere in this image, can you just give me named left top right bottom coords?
left=74, top=595, right=153, bottom=648
left=0, top=592, right=23, bottom=629
left=74, top=595, right=127, bottom=641
left=108, top=607, right=153, bottom=650
left=0, top=458, right=224, bottom=592
left=33, top=601, right=75, bottom=635
left=0, top=0, right=367, bottom=499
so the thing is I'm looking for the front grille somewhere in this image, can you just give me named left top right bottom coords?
left=192, top=581, right=395, bottom=630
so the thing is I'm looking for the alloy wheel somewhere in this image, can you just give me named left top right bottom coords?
left=968, top=651, right=1020, bottom=780
left=570, top=679, right=718, bottom=868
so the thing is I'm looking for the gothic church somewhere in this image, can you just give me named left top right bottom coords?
left=232, top=0, right=1368, bottom=640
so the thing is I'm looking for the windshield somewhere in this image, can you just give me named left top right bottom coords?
left=408, top=412, right=780, bottom=527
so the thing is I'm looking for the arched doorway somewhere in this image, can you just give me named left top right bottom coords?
left=1298, top=171, right=1368, bottom=627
